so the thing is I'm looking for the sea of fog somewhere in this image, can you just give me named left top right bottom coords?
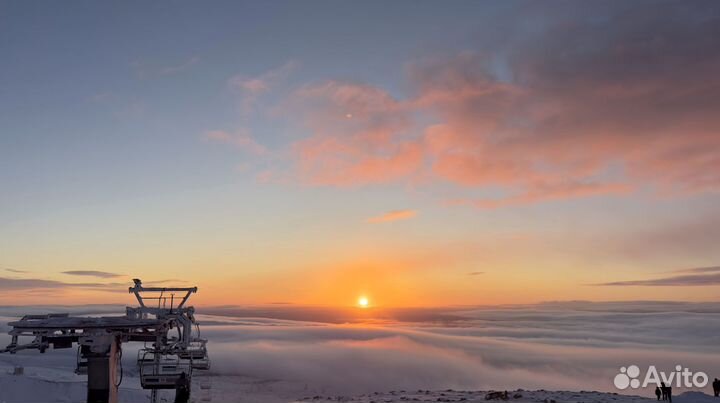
left=1, top=301, right=719, bottom=396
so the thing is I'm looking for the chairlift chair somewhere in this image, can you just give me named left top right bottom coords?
left=176, top=339, right=210, bottom=370
left=138, top=350, right=192, bottom=389
left=75, top=345, right=88, bottom=375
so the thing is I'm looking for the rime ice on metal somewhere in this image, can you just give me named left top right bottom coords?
left=0, top=279, right=210, bottom=403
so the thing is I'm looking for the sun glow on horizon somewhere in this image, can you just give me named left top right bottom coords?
left=357, top=296, right=369, bottom=308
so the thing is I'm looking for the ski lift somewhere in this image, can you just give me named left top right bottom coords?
left=138, top=349, right=192, bottom=389
left=177, top=339, right=210, bottom=370
left=2, top=279, right=207, bottom=403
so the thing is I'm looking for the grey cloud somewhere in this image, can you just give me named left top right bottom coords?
left=0, top=277, right=125, bottom=291
left=673, top=266, right=720, bottom=274
left=142, top=278, right=188, bottom=286
left=160, top=56, right=199, bottom=75
left=202, top=306, right=467, bottom=325
left=595, top=272, right=720, bottom=286
left=3, top=268, right=27, bottom=274
left=62, top=270, right=124, bottom=278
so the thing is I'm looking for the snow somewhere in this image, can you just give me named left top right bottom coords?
left=2, top=369, right=717, bottom=403
left=1, top=358, right=716, bottom=403
left=293, top=390, right=719, bottom=403
left=295, top=389, right=656, bottom=403
left=0, top=363, right=305, bottom=403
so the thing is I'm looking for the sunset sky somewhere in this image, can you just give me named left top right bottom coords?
left=1, top=1, right=719, bottom=306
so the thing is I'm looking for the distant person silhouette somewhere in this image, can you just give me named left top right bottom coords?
left=661, top=382, right=672, bottom=402
left=655, top=386, right=661, bottom=400
left=174, top=372, right=191, bottom=403
left=713, top=378, right=720, bottom=397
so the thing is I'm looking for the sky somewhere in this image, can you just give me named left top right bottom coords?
left=1, top=1, right=719, bottom=306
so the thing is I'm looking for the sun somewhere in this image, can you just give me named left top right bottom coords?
left=357, top=296, right=369, bottom=308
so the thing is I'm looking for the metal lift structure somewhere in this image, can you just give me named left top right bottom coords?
left=0, top=279, right=210, bottom=403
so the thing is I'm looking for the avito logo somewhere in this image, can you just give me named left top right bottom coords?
left=614, top=365, right=708, bottom=390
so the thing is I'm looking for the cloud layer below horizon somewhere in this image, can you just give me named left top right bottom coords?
left=169, top=302, right=720, bottom=394
left=3, top=301, right=719, bottom=396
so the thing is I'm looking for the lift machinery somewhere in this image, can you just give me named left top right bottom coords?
left=0, top=279, right=210, bottom=403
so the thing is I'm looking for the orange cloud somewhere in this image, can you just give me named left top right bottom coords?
left=366, top=209, right=418, bottom=223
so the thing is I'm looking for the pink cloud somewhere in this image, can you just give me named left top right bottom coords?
left=255, top=170, right=274, bottom=184
left=204, top=129, right=268, bottom=156
left=366, top=209, right=418, bottom=224
left=228, top=61, right=299, bottom=111
left=451, top=181, right=632, bottom=209
left=130, top=56, right=199, bottom=78
left=228, top=61, right=298, bottom=93
left=160, top=56, right=199, bottom=75
left=215, top=6, right=720, bottom=207
left=411, top=42, right=720, bottom=198
left=286, top=81, right=422, bottom=186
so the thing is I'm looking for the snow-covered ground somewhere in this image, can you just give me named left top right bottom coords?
left=294, top=389, right=719, bottom=403
left=0, top=348, right=310, bottom=403
left=1, top=368, right=718, bottom=403
left=0, top=368, right=307, bottom=403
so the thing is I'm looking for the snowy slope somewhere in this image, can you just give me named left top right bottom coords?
left=2, top=365, right=716, bottom=403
